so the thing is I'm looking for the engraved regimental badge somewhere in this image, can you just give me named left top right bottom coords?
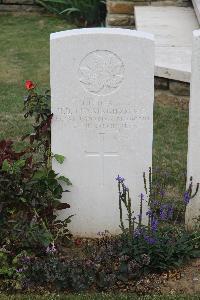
left=79, top=50, right=125, bottom=96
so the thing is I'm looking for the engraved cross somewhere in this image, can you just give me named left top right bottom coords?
left=85, top=133, right=119, bottom=186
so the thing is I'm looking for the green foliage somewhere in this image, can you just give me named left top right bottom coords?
left=36, top=0, right=106, bottom=26
left=27, top=256, right=97, bottom=291
left=54, top=154, right=65, bottom=164
left=116, top=173, right=200, bottom=274
left=0, top=252, right=15, bottom=278
left=14, top=222, right=199, bottom=292
left=2, top=159, right=26, bottom=174
left=123, top=225, right=200, bottom=273
left=0, top=84, right=72, bottom=255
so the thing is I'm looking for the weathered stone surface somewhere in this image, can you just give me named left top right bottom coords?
left=0, top=3, right=44, bottom=11
left=133, top=2, right=150, bottom=6
left=107, top=13, right=134, bottom=26
left=106, top=0, right=192, bottom=29
left=151, top=0, right=191, bottom=6
left=51, top=28, right=154, bottom=237
left=135, top=6, right=199, bottom=83
left=0, top=4, right=21, bottom=10
left=107, top=1, right=134, bottom=15
left=169, top=80, right=190, bottom=96
left=186, top=30, right=200, bottom=230
left=2, top=0, right=34, bottom=4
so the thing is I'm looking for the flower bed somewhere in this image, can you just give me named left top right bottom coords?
left=0, top=82, right=199, bottom=294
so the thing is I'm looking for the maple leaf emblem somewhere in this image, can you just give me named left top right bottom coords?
left=79, top=50, right=124, bottom=95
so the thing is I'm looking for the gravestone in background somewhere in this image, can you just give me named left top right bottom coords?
left=51, top=28, right=154, bottom=237
left=186, top=29, right=200, bottom=229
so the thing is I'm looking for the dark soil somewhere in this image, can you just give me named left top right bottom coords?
left=160, top=259, right=200, bottom=295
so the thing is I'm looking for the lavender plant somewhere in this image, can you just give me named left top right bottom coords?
left=116, top=170, right=200, bottom=272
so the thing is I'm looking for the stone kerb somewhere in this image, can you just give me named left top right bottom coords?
left=106, top=0, right=192, bottom=29
left=51, top=28, right=155, bottom=237
left=0, top=0, right=44, bottom=12
left=106, top=0, right=192, bottom=96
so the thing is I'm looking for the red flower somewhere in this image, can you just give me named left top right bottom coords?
left=74, top=238, right=82, bottom=247
left=25, top=80, right=35, bottom=90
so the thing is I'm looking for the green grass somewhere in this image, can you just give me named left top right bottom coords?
left=153, top=103, right=188, bottom=193
left=0, top=14, right=74, bottom=140
left=0, top=14, right=188, bottom=193
left=0, top=294, right=199, bottom=300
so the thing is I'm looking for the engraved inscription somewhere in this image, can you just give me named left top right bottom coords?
left=54, top=99, right=150, bottom=130
left=79, top=50, right=124, bottom=96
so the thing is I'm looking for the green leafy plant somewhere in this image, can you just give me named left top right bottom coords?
left=0, top=81, right=72, bottom=254
left=116, top=172, right=200, bottom=273
left=0, top=252, right=15, bottom=278
left=36, top=0, right=106, bottom=27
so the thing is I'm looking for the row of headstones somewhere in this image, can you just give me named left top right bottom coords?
left=51, top=28, right=200, bottom=237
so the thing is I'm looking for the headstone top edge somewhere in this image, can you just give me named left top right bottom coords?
left=50, top=28, right=155, bottom=42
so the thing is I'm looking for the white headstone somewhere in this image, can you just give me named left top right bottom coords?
left=51, top=28, right=154, bottom=237
left=186, top=29, right=200, bottom=229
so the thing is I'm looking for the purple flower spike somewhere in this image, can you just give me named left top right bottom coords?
left=115, top=175, right=125, bottom=183
left=133, top=227, right=145, bottom=238
left=168, top=205, right=174, bottom=219
left=160, top=190, right=165, bottom=197
left=152, top=200, right=160, bottom=207
left=160, top=203, right=174, bottom=221
left=151, top=217, right=158, bottom=232
left=144, top=236, right=156, bottom=245
left=16, top=268, right=24, bottom=273
left=46, top=242, right=57, bottom=254
left=146, top=209, right=153, bottom=217
left=184, top=191, right=190, bottom=205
